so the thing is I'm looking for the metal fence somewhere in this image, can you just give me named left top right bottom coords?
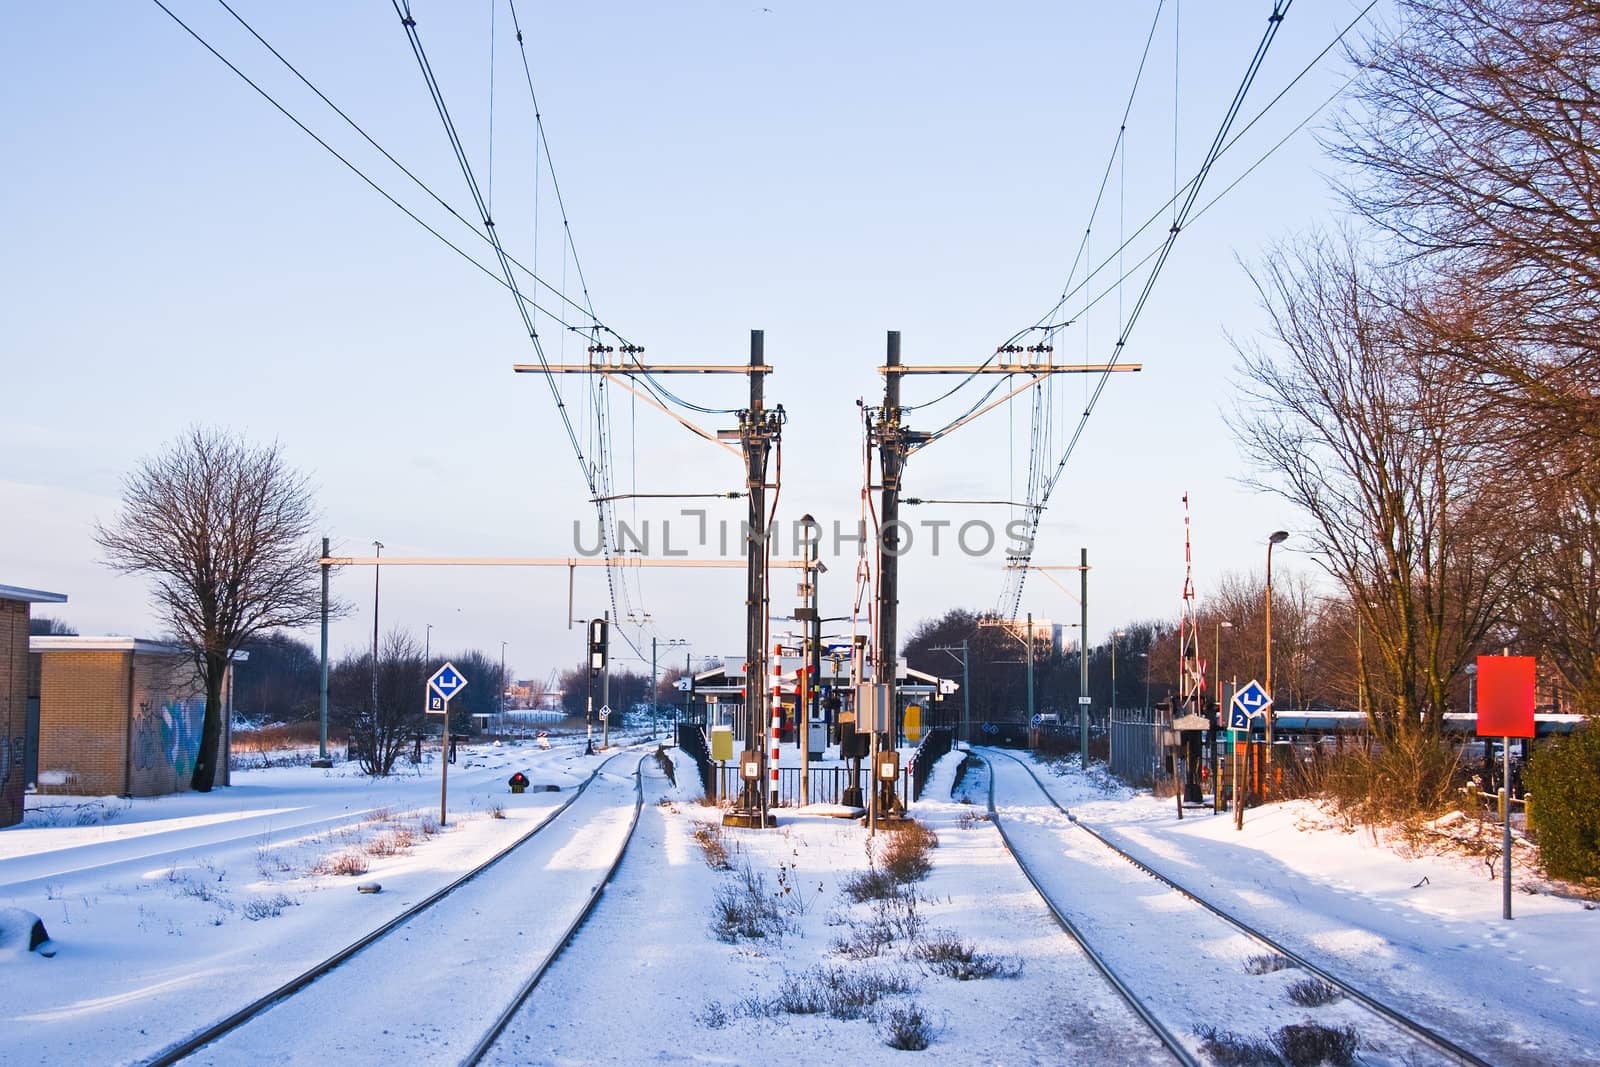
left=1109, top=706, right=1161, bottom=786
left=709, top=762, right=911, bottom=808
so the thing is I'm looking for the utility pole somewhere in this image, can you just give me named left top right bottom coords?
left=873, top=331, right=914, bottom=817
left=1079, top=548, right=1090, bottom=770
left=1026, top=611, right=1036, bottom=729
left=717, top=330, right=783, bottom=826
left=1015, top=560, right=1091, bottom=767
left=651, top=636, right=658, bottom=741
left=370, top=540, right=383, bottom=725
left=514, top=333, right=779, bottom=825
left=315, top=536, right=331, bottom=768
left=932, top=641, right=970, bottom=745
left=602, top=609, right=612, bottom=749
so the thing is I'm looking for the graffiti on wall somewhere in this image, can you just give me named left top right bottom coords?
left=132, top=699, right=206, bottom=783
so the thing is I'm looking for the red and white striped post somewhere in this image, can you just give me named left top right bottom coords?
left=770, top=646, right=783, bottom=813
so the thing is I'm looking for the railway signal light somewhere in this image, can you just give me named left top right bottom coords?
left=589, top=618, right=607, bottom=675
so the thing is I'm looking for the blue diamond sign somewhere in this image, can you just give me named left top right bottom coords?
left=1229, top=679, right=1271, bottom=730
left=428, top=662, right=469, bottom=704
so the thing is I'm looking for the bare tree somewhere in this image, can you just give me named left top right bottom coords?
left=332, top=629, right=427, bottom=776
left=96, top=427, right=322, bottom=791
left=1231, top=233, right=1519, bottom=739
left=1332, top=0, right=1600, bottom=446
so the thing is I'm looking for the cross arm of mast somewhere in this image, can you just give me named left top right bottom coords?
left=880, top=362, right=1142, bottom=374
left=515, top=363, right=773, bottom=374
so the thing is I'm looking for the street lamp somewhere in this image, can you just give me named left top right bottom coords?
left=370, top=540, right=383, bottom=719
left=1214, top=620, right=1234, bottom=713
left=425, top=623, right=433, bottom=663
left=1112, top=630, right=1126, bottom=710
left=1140, top=651, right=1151, bottom=713
left=1265, top=530, right=1289, bottom=757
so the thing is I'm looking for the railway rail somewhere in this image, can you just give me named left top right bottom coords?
left=143, top=750, right=647, bottom=1066
left=977, top=747, right=1493, bottom=1067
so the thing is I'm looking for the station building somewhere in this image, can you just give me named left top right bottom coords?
left=2, top=583, right=69, bottom=828
left=27, top=637, right=235, bottom=799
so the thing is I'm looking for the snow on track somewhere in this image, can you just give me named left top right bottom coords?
left=175, top=754, right=645, bottom=1064
left=485, top=747, right=1178, bottom=1065
left=984, top=748, right=1462, bottom=1066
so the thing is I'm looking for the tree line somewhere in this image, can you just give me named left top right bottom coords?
left=1226, top=0, right=1600, bottom=747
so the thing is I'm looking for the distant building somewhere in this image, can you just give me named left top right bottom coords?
left=992, top=617, right=1065, bottom=657
left=2, top=583, right=68, bottom=828
left=28, top=637, right=238, bottom=798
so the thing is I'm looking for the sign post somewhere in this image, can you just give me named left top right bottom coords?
left=427, top=662, right=468, bottom=825
left=1229, top=680, right=1271, bottom=831
left=1475, top=655, right=1535, bottom=919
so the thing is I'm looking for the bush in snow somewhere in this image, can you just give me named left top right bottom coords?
left=1242, top=953, right=1293, bottom=975
left=1273, top=1022, right=1358, bottom=1067
left=879, top=821, right=938, bottom=883
left=1525, top=724, right=1600, bottom=882
left=710, top=862, right=788, bottom=943
left=1285, top=977, right=1342, bottom=1007
left=880, top=1003, right=935, bottom=1051
left=912, top=932, right=1022, bottom=980
left=1196, top=1025, right=1281, bottom=1066
left=1313, top=733, right=1464, bottom=826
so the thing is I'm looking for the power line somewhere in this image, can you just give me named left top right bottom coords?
left=1003, top=0, right=1305, bottom=616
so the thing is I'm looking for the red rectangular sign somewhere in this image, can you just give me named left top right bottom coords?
left=1475, top=656, right=1536, bottom=737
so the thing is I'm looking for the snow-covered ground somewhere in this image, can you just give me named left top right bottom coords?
left=2, top=738, right=1595, bottom=1065
left=987, top=748, right=1600, bottom=1066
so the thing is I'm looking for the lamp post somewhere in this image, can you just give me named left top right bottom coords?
left=1141, top=651, right=1151, bottom=713
left=1111, top=630, right=1126, bottom=710
left=1265, top=530, right=1289, bottom=761
left=425, top=623, right=432, bottom=663
left=500, top=641, right=507, bottom=723
left=1214, top=620, right=1233, bottom=712
left=370, top=540, right=383, bottom=721
left=1214, top=619, right=1233, bottom=814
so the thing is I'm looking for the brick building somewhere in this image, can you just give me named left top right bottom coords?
left=2, top=583, right=68, bottom=828
left=28, top=637, right=233, bottom=798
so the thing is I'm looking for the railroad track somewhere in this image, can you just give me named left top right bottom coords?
left=144, top=749, right=648, bottom=1066
left=977, top=748, right=1493, bottom=1067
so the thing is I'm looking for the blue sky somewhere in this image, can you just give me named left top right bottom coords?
left=1, top=1, right=1387, bottom=683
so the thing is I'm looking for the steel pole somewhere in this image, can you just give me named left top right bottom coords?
left=962, top=639, right=970, bottom=746
left=652, top=637, right=658, bottom=741
left=370, top=540, right=382, bottom=725
left=1026, top=611, right=1035, bottom=730
left=878, top=331, right=904, bottom=790
left=1080, top=548, right=1090, bottom=770
left=602, top=610, right=611, bottom=749
left=318, top=536, right=330, bottom=762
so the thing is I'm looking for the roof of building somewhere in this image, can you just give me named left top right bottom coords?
left=30, top=636, right=249, bottom=660
left=0, top=583, right=68, bottom=604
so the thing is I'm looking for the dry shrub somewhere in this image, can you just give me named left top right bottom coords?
left=881, top=1003, right=935, bottom=1051
left=314, top=851, right=370, bottom=876
left=692, top=823, right=732, bottom=870
left=711, top=863, right=788, bottom=943
left=1316, top=731, right=1465, bottom=826
left=365, top=830, right=413, bottom=858
left=1243, top=954, right=1292, bottom=976
left=1286, top=977, right=1342, bottom=1007
left=1196, top=1026, right=1281, bottom=1066
left=913, top=932, right=1022, bottom=980
left=879, top=821, right=938, bottom=883
left=1273, top=1023, right=1358, bottom=1067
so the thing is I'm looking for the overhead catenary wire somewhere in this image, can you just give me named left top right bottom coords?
left=1002, top=0, right=1305, bottom=616
left=201, top=0, right=614, bottom=336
